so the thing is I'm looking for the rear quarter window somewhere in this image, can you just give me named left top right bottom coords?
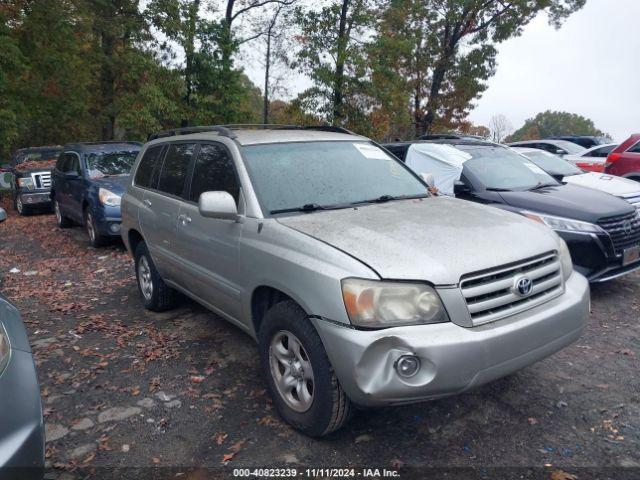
left=157, top=143, right=197, bottom=198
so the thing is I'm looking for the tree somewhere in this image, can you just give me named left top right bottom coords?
left=489, top=114, right=513, bottom=143
left=292, top=0, right=374, bottom=127
left=506, top=110, right=606, bottom=142
left=253, top=2, right=295, bottom=123
left=370, top=0, right=586, bottom=136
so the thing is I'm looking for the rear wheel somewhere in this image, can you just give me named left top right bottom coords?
left=259, top=300, right=352, bottom=437
left=54, top=199, right=72, bottom=228
left=85, top=210, right=107, bottom=247
left=134, top=241, right=178, bottom=311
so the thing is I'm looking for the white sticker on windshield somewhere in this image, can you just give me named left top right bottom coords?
left=353, top=143, right=392, bottom=160
left=523, top=162, right=548, bottom=175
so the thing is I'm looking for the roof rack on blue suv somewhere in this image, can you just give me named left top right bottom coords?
left=147, top=124, right=355, bottom=141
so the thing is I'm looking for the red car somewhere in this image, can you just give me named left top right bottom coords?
left=605, top=134, right=640, bottom=181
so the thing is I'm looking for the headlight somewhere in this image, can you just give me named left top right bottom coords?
left=0, top=323, right=10, bottom=375
left=558, top=238, right=573, bottom=281
left=17, top=177, right=34, bottom=190
left=521, top=211, right=603, bottom=234
left=341, top=278, right=449, bottom=328
left=99, top=188, right=121, bottom=207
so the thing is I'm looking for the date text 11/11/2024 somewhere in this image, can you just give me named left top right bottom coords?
left=232, top=468, right=401, bottom=478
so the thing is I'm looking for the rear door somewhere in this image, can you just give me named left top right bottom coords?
left=139, top=142, right=197, bottom=284
left=176, top=142, right=243, bottom=321
left=66, top=152, right=85, bottom=222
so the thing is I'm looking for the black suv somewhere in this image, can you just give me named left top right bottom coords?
left=384, top=139, right=640, bottom=282
left=548, top=136, right=613, bottom=149
left=5, top=146, right=62, bottom=215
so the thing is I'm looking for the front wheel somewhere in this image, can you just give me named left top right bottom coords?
left=259, top=301, right=352, bottom=437
left=15, top=195, right=29, bottom=216
left=85, top=210, right=107, bottom=247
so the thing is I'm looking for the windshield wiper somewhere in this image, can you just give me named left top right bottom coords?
left=270, top=203, right=344, bottom=214
left=349, top=193, right=429, bottom=206
left=485, top=187, right=512, bottom=192
left=529, top=182, right=556, bottom=191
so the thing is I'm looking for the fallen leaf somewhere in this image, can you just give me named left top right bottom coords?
left=551, top=470, right=578, bottom=480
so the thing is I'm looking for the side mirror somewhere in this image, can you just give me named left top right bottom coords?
left=0, top=207, right=6, bottom=223
left=453, top=180, right=471, bottom=196
left=65, top=171, right=79, bottom=179
left=419, top=172, right=435, bottom=188
left=199, top=191, right=239, bottom=220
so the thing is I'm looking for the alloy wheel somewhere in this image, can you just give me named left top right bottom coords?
left=86, top=213, right=96, bottom=242
left=269, top=330, right=315, bottom=413
left=54, top=201, right=62, bottom=224
left=138, top=255, right=153, bottom=301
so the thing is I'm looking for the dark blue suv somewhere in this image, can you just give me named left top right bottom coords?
left=51, top=142, right=142, bottom=246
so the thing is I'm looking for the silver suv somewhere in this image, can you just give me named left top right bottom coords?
left=121, top=125, right=590, bottom=436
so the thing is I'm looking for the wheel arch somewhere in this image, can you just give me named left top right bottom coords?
left=250, top=285, right=310, bottom=339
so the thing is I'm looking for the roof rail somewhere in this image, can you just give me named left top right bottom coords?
left=148, top=126, right=237, bottom=141
left=147, top=124, right=356, bottom=142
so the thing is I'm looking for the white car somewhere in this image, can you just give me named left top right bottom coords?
left=563, top=143, right=618, bottom=172
left=512, top=147, right=640, bottom=210
left=506, top=139, right=587, bottom=158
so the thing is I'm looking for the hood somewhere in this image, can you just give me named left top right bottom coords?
left=498, top=183, right=634, bottom=223
left=91, top=175, right=130, bottom=194
left=277, top=197, right=560, bottom=285
left=563, top=172, right=640, bottom=197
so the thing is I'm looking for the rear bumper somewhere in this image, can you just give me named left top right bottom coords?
left=313, top=273, right=589, bottom=407
left=0, top=349, right=44, bottom=477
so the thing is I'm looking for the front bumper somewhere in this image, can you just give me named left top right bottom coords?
left=559, top=231, right=640, bottom=282
left=93, top=204, right=122, bottom=237
left=18, top=191, right=51, bottom=207
left=0, top=348, right=44, bottom=478
left=313, top=272, right=589, bottom=407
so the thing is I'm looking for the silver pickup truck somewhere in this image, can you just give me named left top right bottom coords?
left=121, top=126, right=590, bottom=436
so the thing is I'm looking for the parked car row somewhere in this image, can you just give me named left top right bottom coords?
left=1, top=125, right=637, bottom=444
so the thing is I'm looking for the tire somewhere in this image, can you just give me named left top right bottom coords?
left=53, top=199, right=72, bottom=228
left=84, top=209, right=107, bottom=247
left=259, top=300, right=352, bottom=437
left=134, top=241, right=178, bottom=312
left=15, top=195, right=29, bottom=216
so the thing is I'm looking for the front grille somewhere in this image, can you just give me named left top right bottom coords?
left=620, top=192, right=640, bottom=210
left=460, top=252, right=564, bottom=326
left=598, top=211, right=640, bottom=254
left=32, top=171, right=51, bottom=189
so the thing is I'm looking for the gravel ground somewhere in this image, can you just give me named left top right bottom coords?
left=0, top=200, right=639, bottom=480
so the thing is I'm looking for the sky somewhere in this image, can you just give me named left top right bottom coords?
left=467, top=0, right=640, bottom=142
left=242, top=0, right=640, bottom=142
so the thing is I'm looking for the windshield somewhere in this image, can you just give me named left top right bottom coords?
left=86, top=151, right=138, bottom=178
left=14, top=149, right=61, bottom=164
left=455, top=144, right=559, bottom=191
left=518, top=150, right=582, bottom=176
left=242, top=141, right=428, bottom=213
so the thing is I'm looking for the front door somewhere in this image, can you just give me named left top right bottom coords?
left=175, top=142, right=243, bottom=321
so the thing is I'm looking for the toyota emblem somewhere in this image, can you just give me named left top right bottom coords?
left=514, top=276, right=533, bottom=296
left=623, top=220, right=633, bottom=235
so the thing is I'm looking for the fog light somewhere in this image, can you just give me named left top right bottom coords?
left=109, top=223, right=121, bottom=234
left=395, top=355, right=420, bottom=378
left=26, top=197, right=34, bottom=204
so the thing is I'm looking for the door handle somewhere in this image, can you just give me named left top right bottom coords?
left=178, top=214, right=192, bottom=225
left=143, top=199, right=152, bottom=207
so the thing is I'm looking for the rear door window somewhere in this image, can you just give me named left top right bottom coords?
left=157, top=143, right=197, bottom=198
left=188, top=143, right=239, bottom=203
left=135, top=145, right=165, bottom=189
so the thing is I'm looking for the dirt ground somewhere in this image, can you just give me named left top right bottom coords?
left=1, top=199, right=639, bottom=480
